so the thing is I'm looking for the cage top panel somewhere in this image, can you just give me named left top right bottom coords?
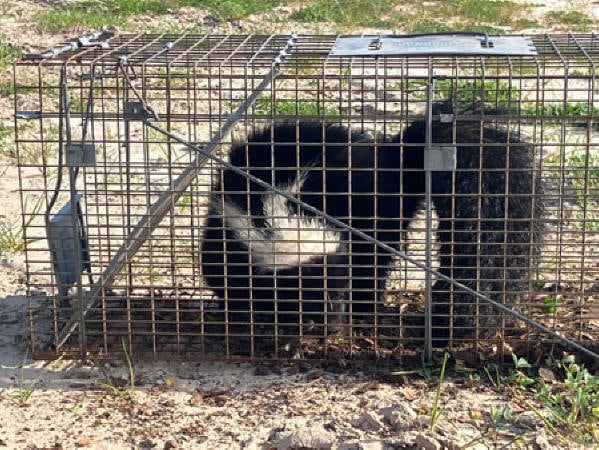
left=18, top=32, right=599, bottom=70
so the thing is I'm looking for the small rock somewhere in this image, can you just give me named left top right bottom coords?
left=189, top=392, right=203, bottom=406
left=353, top=410, right=385, bottom=431
left=163, top=439, right=178, bottom=449
left=538, top=367, right=556, bottom=383
left=515, top=411, right=539, bottom=428
left=380, top=403, right=417, bottom=430
left=415, top=414, right=432, bottom=427
left=414, top=431, right=442, bottom=450
left=270, top=418, right=336, bottom=449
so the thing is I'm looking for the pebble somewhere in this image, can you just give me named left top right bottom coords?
left=270, top=418, right=336, bottom=449
left=353, top=410, right=385, bottom=431
left=414, top=431, right=442, bottom=450
left=515, top=410, right=539, bottom=428
left=163, top=439, right=178, bottom=449
left=380, top=403, right=417, bottom=430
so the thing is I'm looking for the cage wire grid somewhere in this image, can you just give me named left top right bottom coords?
left=13, top=32, right=599, bottom=364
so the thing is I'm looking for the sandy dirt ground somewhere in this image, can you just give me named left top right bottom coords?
left=1, top=0, right=598, bottom=448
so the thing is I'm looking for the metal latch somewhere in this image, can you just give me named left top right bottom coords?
left=123, top=100, right=158, bottom=120
left=123, top=101, right=157, bottom=120
left=330, top=33, right=537, bottom=56
left=65, top=143, right=96, bottom=167
left=424, top=145, right=457, bottom=171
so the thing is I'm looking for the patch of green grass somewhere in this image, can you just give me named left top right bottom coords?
left=410, top=0, right=535, bottom=34
left=35, top=0, right=173, bottom=32
left=546, top=10, right=595, bottom=31
left=10, top=352, right=39, bottom=404
left=410, top=19, right=453, bottom=34
left=0, top=80, right=17, bottom=97
left=35, top=0, right=176, bottom=31
left=293, top=0, right=527, bottom=32
left=97, top=338, right=136, bottom=402
left=0, top=121, right=9, bottom=157
left=35, top=0, right=284, bottom=31
left=567, top=151, right=599, bottom=190
left=513, top=17, right=541, bottom=29
left=541, top=294, right=562, bottom=314
left=430, top=352, right=450, bottom=433
left=7, top=350, right=60, bottom=405
left=180, top=0, right=282, bottom=21
left=487, top=405, right=517, bottom=428
left=253, top=97, right=340, bottom=117
left=293, top=0, right=403, bottom=29
left=435, top=79, right=520, bottom=110
left=523, top=102, right=599, bottom=130
left=546, top=149, right=599, bottom=192
left=400, top=79, right=521, bottom=110
left=0, top=196, right=42, bottom=256
left=544, top=149, right=599, bottom=229
left=0, top=34, right=22, bottom=67
left=503, top=354, right=599, bottom=444
left=390, top=351, right=443, bottom=381
left=0, top=219, right=25, bottom=255
left=534, top=355, right=599, bottom=444
left=439, top=0, right=518, bottom=28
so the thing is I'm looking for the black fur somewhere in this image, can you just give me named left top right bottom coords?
left=200, top=113, right=542, bottom=343
left=400, top=116, right=542, bottom=342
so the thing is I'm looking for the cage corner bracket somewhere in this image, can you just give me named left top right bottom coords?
left=123, top=101, right=153, bottom=121
left=66, top=143, right=96, bottom=167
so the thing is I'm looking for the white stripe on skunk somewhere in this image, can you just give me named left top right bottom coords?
left=215, top=172, right=344, bottom=272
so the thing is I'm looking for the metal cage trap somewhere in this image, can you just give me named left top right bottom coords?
left=13, top=31, right=599, bottom=364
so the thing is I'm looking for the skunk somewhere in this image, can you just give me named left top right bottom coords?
left=200, top=112, right=541, bottom=343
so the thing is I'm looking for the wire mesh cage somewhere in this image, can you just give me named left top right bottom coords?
left=14, top=32, right=599, bottom=364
